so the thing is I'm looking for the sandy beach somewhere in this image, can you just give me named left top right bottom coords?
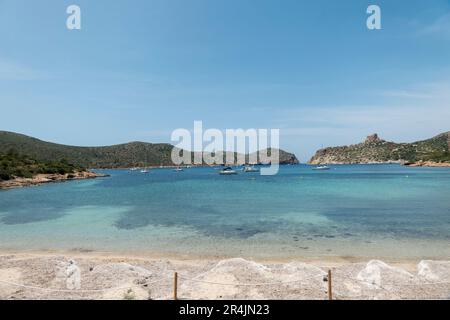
left=1, top=251, right=449, bottom=300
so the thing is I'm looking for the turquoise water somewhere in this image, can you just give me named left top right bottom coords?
left=1, top=165, right=449, bottom=260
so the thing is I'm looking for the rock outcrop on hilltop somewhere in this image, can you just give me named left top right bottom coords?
left=309, top=132, right=450, bottom=165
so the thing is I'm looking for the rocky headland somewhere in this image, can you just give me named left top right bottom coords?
left=309, top=132, right=450, bottom=165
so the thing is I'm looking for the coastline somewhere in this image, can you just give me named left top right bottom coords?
left=0, top=171, right=109, bottom=190
left=308, top=161, right=403, bottom=165
left=403, top=161, right=450, bottom=167
left=308, top=160, right=450, bottom=167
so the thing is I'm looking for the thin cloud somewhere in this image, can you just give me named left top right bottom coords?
left=0, top=58, right=42, bottom=81
left=380, top=80, right=450, bottom=100
left=381, top=90, right=434, bottom=99
left=419, top=13, right=450, bottom=38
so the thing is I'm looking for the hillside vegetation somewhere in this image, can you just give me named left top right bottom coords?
left=0, top=149, right=84, bottom=181
left=0, top=131, right=176, bottom=168
left=0, top=131, right=299, bottom=168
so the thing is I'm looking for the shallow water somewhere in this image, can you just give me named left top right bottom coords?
left=1, top=165, right=449, bottom=259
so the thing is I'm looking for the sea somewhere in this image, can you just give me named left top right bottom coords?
left=1, top=164, right=449, bottom=260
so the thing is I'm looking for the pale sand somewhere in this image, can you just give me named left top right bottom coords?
left=0, top=251, right=449, bottom=300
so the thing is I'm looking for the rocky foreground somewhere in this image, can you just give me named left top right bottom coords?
left=0, top=254, right=449, bottom=300
left=0, top=171, right=108, bottom=190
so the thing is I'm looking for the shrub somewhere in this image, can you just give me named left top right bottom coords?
left=0, top=151, right=83, bottom=180
left=0, top=170, right=11, bottom=181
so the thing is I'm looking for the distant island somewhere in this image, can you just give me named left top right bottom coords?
left=309, top=132, right=450, bottom=166
left=0, top=130, right=298, bottom=169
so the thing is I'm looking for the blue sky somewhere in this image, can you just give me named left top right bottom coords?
left=0, top=0, right=450, bottom=161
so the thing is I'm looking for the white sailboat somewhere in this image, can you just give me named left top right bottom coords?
left=242, top=166, right=260, bottom=173
left=312, top=166, right=330, bottom=171
left=219, top=167, right=238, bottom=175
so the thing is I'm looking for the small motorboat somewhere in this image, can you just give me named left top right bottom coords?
left=219, top=167, right=238, bottom=175
left=312, top=166, right=330, bottom=171
left=242, top=166, right=260, bottom=173
left=140, top=169, right=150, bottom=173
left=173, top=167, right=183, bottom=172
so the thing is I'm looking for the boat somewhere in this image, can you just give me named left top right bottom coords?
left=242, top=166, right=260, bottom=173
left=219, top=167, right=238, bottom=175
left=140, top=169, right=150, bottom=173
left=173, top=167, right=183, bottom=172
left=312, top=166, right=330, bottom=171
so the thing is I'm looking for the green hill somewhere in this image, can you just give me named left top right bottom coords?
left=309, top=132, right=450, bottom=164
left=0, top=131, right=176, bottom=168
left=0, top=149, right=84, bottom=181
left=0, top=131, right=299, bottom=168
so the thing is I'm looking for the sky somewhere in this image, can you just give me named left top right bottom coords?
left=0, top=0, right=450, bottom=161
